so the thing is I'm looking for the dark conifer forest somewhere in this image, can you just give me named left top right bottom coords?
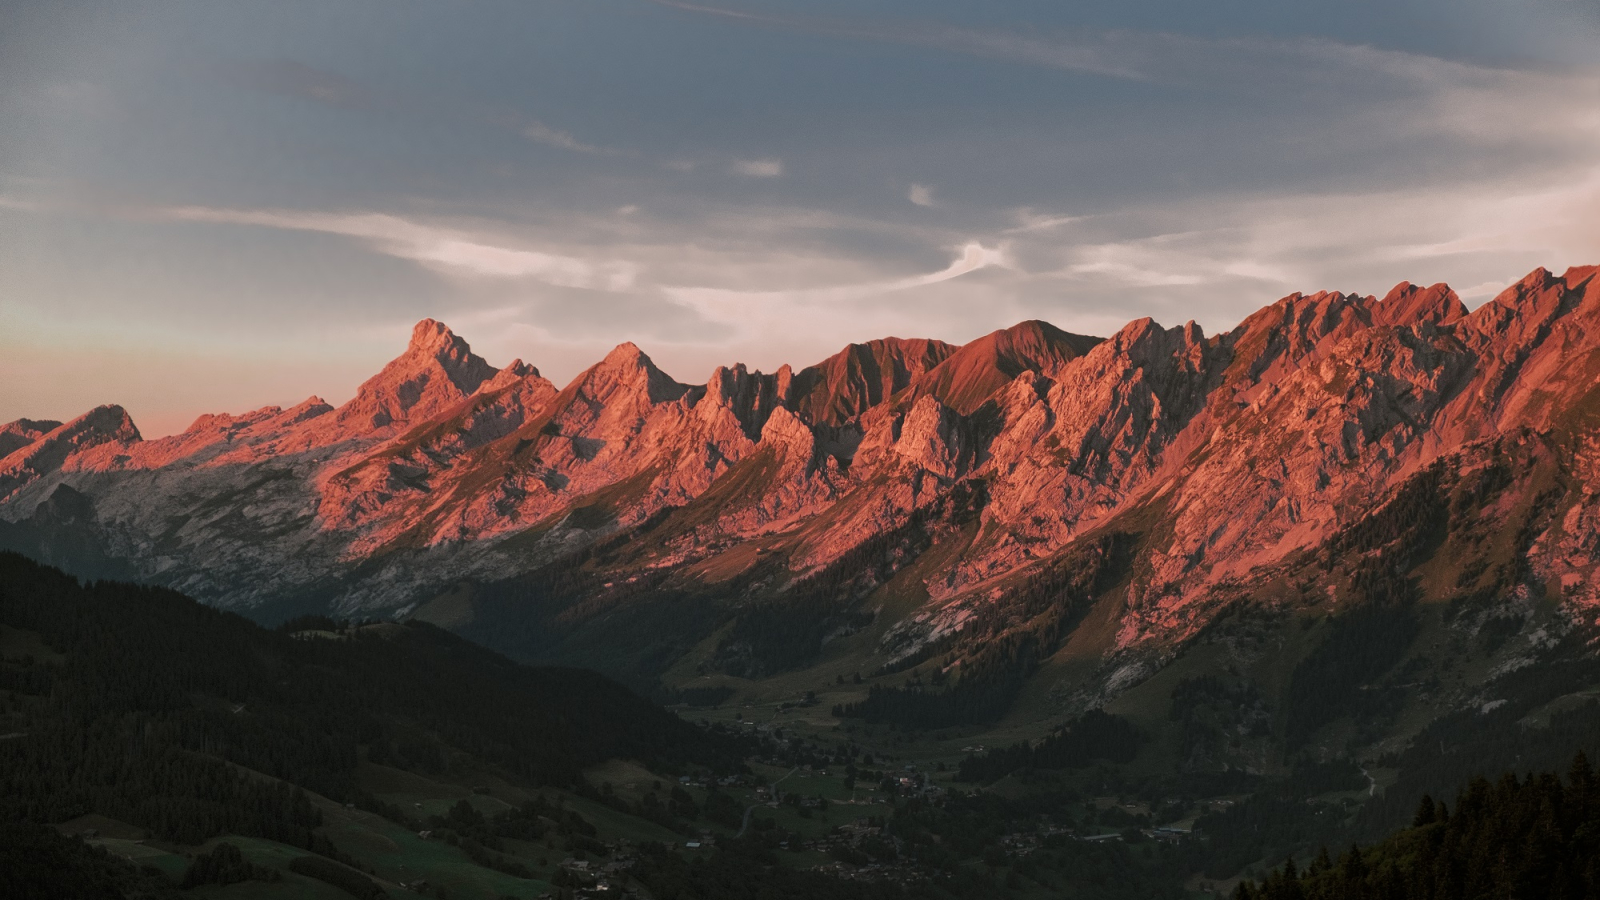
left=1236, top=753, right=1600, bottom=900
left=0, top=552, right=745, bottom=895
left=11, top=549, right=1600, bottom=900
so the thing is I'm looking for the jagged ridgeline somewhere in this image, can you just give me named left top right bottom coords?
left=3, top=266, right=1600, bottom=730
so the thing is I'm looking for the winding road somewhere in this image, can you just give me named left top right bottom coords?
left=737, top=767, right=798, bottom=837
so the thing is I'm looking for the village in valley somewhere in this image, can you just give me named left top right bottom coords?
left=516, top=690, right=1227, bottom=900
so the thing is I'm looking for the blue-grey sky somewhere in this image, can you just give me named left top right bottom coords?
left=3, top=0, right=1598, bottom=436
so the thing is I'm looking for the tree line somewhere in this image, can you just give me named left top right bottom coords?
left=1236, top=752, right=1600, bottom=900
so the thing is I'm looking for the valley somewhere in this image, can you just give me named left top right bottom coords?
left=7, top=266, right=1600, bottom=897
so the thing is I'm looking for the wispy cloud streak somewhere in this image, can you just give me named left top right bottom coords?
left=521, top=120, right=619, bottom=155
left=665, top=240, right=1006, bottom=307
left=732, top=158, right=784, bottom=177
left=161, top=206, right=639, bottom=290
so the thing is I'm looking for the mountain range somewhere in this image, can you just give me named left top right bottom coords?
left=4, top=265, right=1599, bottom=713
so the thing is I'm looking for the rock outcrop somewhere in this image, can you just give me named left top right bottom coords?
left=0, top=406, right=140, bottom=503
left=0, top=418, right=62, bottom=459
left=4, top=265, right=1599, bottom=693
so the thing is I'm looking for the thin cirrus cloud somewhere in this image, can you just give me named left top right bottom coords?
left=641, top=0, right=1313, bottom=85
left=157, top=199, right=1007, bottom=313
left=1003, top=209, right=1082, bottom=234
left=639, top=0, right=1144, bottom=81
left=159, top=205, right=640, bottom=291
left=1011, top=165, right=1600, bottom=330
left=644, top=0, right=1538, bottom=83
left=221, top=56, right=788, bottom=174
left=731, top=158, right=784, bottom=177
left=646, top=0, right=1600, bottom=158
left=520, top=120, right=621, bottom=156
left=664, top=240, right=1008, bottom=309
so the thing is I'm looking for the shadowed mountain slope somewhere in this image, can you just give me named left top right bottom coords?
left=3, top=265, right=1599, bottom=719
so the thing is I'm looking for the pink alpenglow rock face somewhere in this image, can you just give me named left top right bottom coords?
left=3, top=265, right=1600, bottom=689
left=330, top=318, right=500, bottom=434
left=0, top=406, right=140, bottom=503
left=0, top=418, right=63, bottom=460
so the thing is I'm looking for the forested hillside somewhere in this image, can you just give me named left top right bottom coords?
left=1236, top=753, right=1600, bottom=899
left=0, top=552, right=745, bottom=898
left=0, top=551, right=737, bottom=820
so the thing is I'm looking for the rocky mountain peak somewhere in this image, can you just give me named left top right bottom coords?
left=327, top=319, right=498, bottom=435
left=1466, top=266, right=1586, bottom=338
left=1565, top=264, right=1599, bottom=288
left=77, top=405, right=141, bottom=443
left=0, top=418, right=64, bottom=459
left=995, top=320, right=1103, bottom=363
left=909, top=320, right=1102, bottom=415
left=0, top=405, right=142, bottom=503
left=476, top=359, right=541, bottom=395
left=789, top=337, right=958, bottom=426
left=408, top=317, right=455, bottom=352
left=404, top=319, right=498, bottom=395
left=706, top=364, right=791, bottom=440
left=9, top=264, right=1600, bottom=704
left=584, top=342, right=694, bottom=405
left=1099, top=316, right=1165, bottom=358
left=285, top=396, right=335, bottom=423
left=1377, top=282, right=1468, bottom=326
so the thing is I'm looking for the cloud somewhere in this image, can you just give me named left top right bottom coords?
left=640, top=1, right=1311, bottom=84
left=664, top=240, right=1007, bottom=307
left=1065, top=257, right=1204, bottom=288
left=521, top=120, right=618, bottom=156
left=996, top=163, right=1600, bottom=336
left=1384, top=168, right=1600, bottom=264
left=160, top=206, right=639, bottom=290
left=643, top=0, right=767, bottom=23
left=1003, top=209, right=1082, bottom=234
left=908, top=184, right=934, bottom=207
left=731, top=158, right=784, bottom=177
left=641, top=0, right=1147, bottom=80
left=641, top=0, right=1600, bottom=145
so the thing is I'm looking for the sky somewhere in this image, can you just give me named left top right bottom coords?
left=2, top=0, right=1599, bottom=437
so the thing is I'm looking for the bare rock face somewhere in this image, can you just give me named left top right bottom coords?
left=6, top=265, right=1600, bottom=699
left=1375, top=281, right=1468, bottom=327
left=325, top=318, right=499, bottom=436
left=317, top=363, right=560, bottom=548
left=704, top=363, right=793, bottom=440
left=909, top=320, right=1101, bottom=414
left=0, top=418, right=62, bottom=459
left=787, top=338, right=956, bottom=426
left=0, top=406, right=140, bottom=503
